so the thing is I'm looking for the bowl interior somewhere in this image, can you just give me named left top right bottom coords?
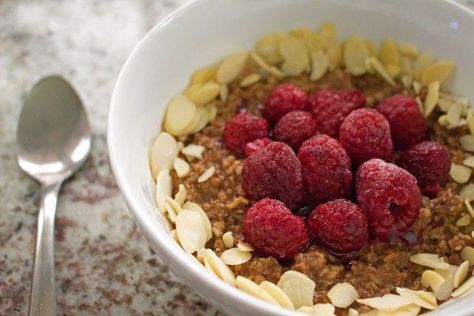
left=108, top=0, right=474, bottom=315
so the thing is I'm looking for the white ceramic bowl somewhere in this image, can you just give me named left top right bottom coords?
left=108, top=0, right=474, bottom=315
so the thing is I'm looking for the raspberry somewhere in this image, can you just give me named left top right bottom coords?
left=396, top=141, right=451, bottom=197
left=263, top=83, right=308, bottom=123
left=223, top=112, right=270, bottom=155
left=244, top=138, right=272, bottom=157
left=274, top=111, right=317, bottom=151
left=306, top=199, right=368, bottom=254
left=242, top=142, right=304, bottom=209
left=339, top=108, right=393, bottom=165
left=242, top=198, right=309, bottom=260
left=356, top=159, right=422, bottom=241
left=298, top=135, right=352, bottom=204
left=376, top=94, right=428, bottom=149
left=308, top=89, right=365, bottom=137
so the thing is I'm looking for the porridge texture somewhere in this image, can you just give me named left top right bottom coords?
left=150, top=22, right=474, bottom=315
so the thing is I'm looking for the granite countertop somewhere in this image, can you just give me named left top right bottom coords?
left=1, top=1, right=474, bottom=315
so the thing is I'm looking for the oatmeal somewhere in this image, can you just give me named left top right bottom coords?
left=149, top=22, right=474, bottom=315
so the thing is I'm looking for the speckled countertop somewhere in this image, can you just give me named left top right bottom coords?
left=1, top=1, right=474, bottom=315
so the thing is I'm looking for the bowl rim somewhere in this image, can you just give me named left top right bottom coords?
left=108, top=0, right=474, bottom=315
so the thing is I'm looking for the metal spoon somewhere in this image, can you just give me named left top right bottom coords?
left=16, top=76, right=91, bottom=316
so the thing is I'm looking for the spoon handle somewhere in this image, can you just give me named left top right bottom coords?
left=29, top=182, right=62, bottom=316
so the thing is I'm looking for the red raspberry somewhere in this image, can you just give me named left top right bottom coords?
left=244, top=137, right=272, bottom=157
left=356, top=159, right=422, bottom=241
left=223, top=112, right=270, bottom=155
left=242, top=198, right=309, bottom=260
left=274, top=111, right=317, bottom=151
left=376, top=94, right=428, bottom=149
left=306, top=199, right=368, bottom=254
left=242, top=142, right=304, bottom=209
left=308, top=89, right=365, bottom=137
left=298, top=135, right=352, bottom=204
left=339, top=108, right=393, bottom=165
left=396, top=141, right=451, bottom=197
left=263, top=83, right=308, bottom=123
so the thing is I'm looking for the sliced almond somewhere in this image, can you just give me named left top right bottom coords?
left=413, top=53, right=435, bottom=80
left=197, top=166, right=215, bottom=183
left=454, top=261, right=470, bottom=288
left=457, top=214, right=472, bottom=226
left=290, top=28, right=324, bottom=53
left=401, top=75, right=413, bottom=88
left=421, top=270, right=445, bottom=291
left=450, top=163, right=472, bottom=184
left=181, top=144, right=205, bottom=160
left=237, top=241, right=254, bottom=252
left=376, top=304, right=421, bottom=316
left=398, top=41, right=419, bottom=59
left=318, top=22, right=337, bottom=40
left=465, top=199, right=474, bottom=217
left=438, top=114, right=449, bottom=127
left=297, top=304, right=335, bottom=316
left=203, top=252, right=220, bottom=277
left=220, top=247, right=252, bottom=266
left=191, top=66, right=217, bottom=85
left=163, top=95, right=197, bottom=136
left=327, top=282, right=358, bottom=308
left=461, top=184, right=474, bottom=201
left=250, top=52, right=284, bottom=78
left=378, top=39, right=399, bottom=66
left=461, top=246, right=474, bottom=265
left=219, top=84, right=229, bottom=101
left=156, top=169, right=172, bottom=212
left=222, top=231, right=234, bottom=249
left=325, top=40, right=343, bottom=70
left=386, top=64, right=401, bottom=78
left=356, top=294, right=412, bottom=311
left=424, top=81, right=440, bottom=117
left=268, top=66, right=285, bottom=79
left=439, top=92, right=469, bottom=106
left=461, top=135, right=474, bottom=152
left=421, top=60, right=455, bottom=86
left=451, top=275, right=474, bottom=297
left=164, top=200, right=177, bottom=223
left=310, top=50, right=329, bottom=81
left=205, top=249, right=236, bottom=285
left=260, top=281, right=295, bottom=310
left=187, top=82, right=220, bottom=106
left=255, top=33, right=285, bottom=65
left=366, top=57, right=395, bottom=86
left=149, top=132, right=178, bottom=179
left=189, top=107, right=208, bottom=134
left=365, top=57, right=375, bottom=74
left=278, top=270, right=315, bottom=309
left=467, top=111, right=474, bottom=135
left=196, top=248, right=206, bottom=263
left=240, top=73, right=261, bottom=87
left=409, top=253, right=450, bottom=269
left=446, top=102, right=463, bottom=126
left=235, top=276, right=278, bottom=305
left=366, top=40, right=377, bottom=56
left=174, top=157, right=190, bottom=177
left=174, top=184, right=187, bottom=206
left=395, top=287, right=437, bottom=310
left=176, top=210, right=208, bottom=254
left=182, top=201, right=212, bottom=240
left=206, top=104, right=217, bottom=122
left=348, top=308, right=359, bottom=316
left=344, top=36, right=370, bottom=75
left=433, top=269, right=455, bottom=300
left=279, top=36, right=310, bottom=76
left=165, top=196, right=182, bottom=216
left=217, top=52, right=249, bottom=84
left=400, top=57, right=413, bottom=75
left=413, top=81, right=422, bottom=95
left=171, top=229, right=179, bottom=242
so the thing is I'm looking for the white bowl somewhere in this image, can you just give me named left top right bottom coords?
left=108, top=0, right=474, bottom=315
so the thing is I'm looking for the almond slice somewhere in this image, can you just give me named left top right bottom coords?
left=318, top=22, right=337, bottom=40
left=250, top=52, right=285, bottom=78
left=446, top=102, right=463, bottom=126
left=196, top=248, right=206, bottom=263
left=438, top=114, right=449, bottom=127
left=297, top=304, right=335, bottom=316
left=412, top=81, right=422, bottom=95
left=465, top=199, right=474, bottom=217
left=344, top=36, right=370, bottom=75
left=461, top=183, right=474, bottom=201
left=401, top=75, right=413, bottom=88
left=163, top=95, right=197, bottom=136
left=222, top=231, right=234, bottom=249
left=181, top=144, right=205, bottom=160
left=421, top=60, right=455, bottom=86
left=156, top=169, right=172, bottom=212
left=149, top=132, right=178, bottom=179
left=217, top=52, right=249, bottom=84
left=366, top=57, right=395, bottom=86
left=378, top=39, right=399, bottom=66
left=197, top=166, right=215, bottom=183
left=461, top=246, right=474, bottom=265
left=187, top=82, right=220, bottom=106
left=325, top=40, right=343, bottom=70
left=203, top=252, right=220, bottom=277
left=205, top=249, right=236, bottom=285
left=409, top=253, right=450, bottom=269
left=240, top=73, right=261, bottom=87
left=174, top=184, right=187, bottom=206
left=165, top=196, right=182, bottom=215
left=310, top=50, right=329, bottom=81
left=206, top=104, right=217, bottom=122
left=260, top=281, right=295, bottom=310
left=421, top=270, right=445, bottom=291
left=461, top=135, right=474, bottom=152
left=400, top=57, right=413, bottom=75
left=413, top=53, right=435, bottom=80
left=220, top=247, right=252, bottom=266
left=327, top=282, right=358, bottom=308
left=191, top=66, right=217, bottom=85
left=237, top=241, right=254, bottom=252
left=174, top=157, right=190, bottom=177
left=164, top=200, right=178, bottom=223
left=278, top=270, right=315, bottom=309
left=457, top=214, right=471, bottom=226
left=398, top=41, right=419, bottom=59
left=451, top=275, right=474, bottom=297
left=235, top=276, right=278, bottom=305
left=450, top=163, right=472, bottom=184
left=255, top=33, right=284, bottom=65
left=219, top=84, right=229, bottom=101
left=386, top=64, right=401, bottom=78
left=376, top=304, right=421, bottom=316
left=356, top=294, right=412, bottom=311
left=395, top=287, right=437, bottom=310
left=467, top=111, right=474, bottom=135
left=176, top=210, right=208, bottom=254
left=366, top=40, right=377, bottom=56
left=454, top=261, right=470, bottom=288
left=424, top=81, right=440, bottom=117
left=182, top=201, right=212, bottom=240
left=279, top=36, right=310, bottom=76
left=439, top=92, right=469, bottom=106
left=431, top=269, right=454, bottom=300
left=348, top=308, right=359, bottom=316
